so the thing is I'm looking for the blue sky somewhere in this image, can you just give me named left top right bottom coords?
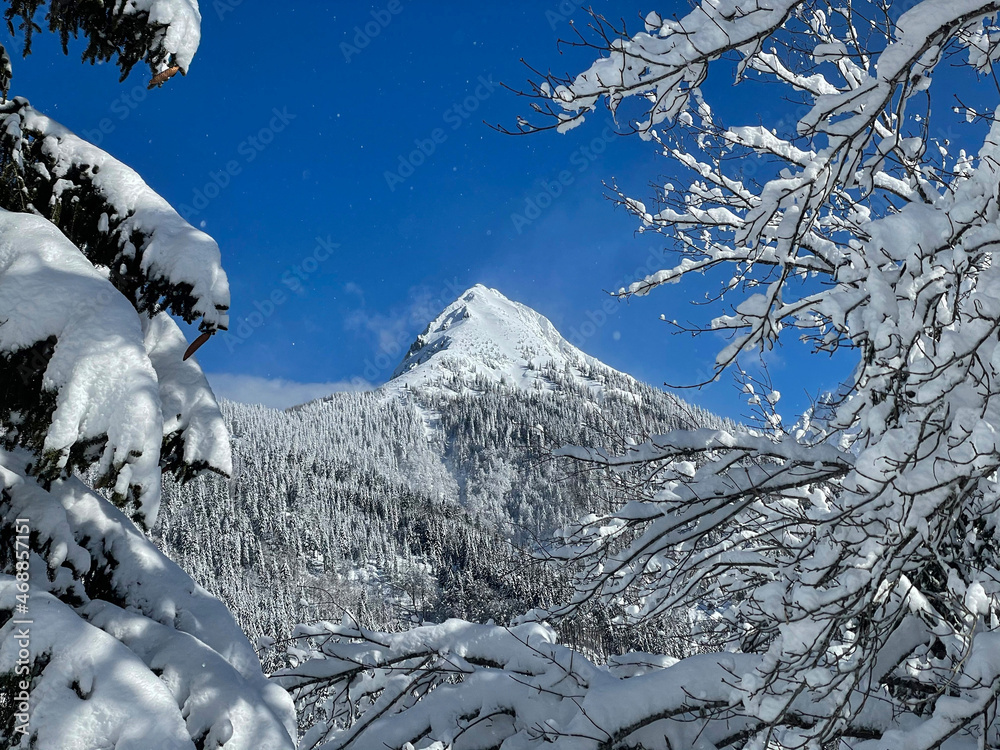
left=7, top=1, right=860, bottom=419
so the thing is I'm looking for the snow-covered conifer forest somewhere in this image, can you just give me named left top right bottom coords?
left=6, top=0, right=1000, bottom=748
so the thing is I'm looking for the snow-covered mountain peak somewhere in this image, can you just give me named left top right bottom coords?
left=389, top=284, right=610, bottom=393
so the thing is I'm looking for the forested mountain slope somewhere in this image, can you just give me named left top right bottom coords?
left=153, top=286, right=729, bottom=655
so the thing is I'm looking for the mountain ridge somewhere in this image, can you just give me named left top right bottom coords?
left=156, top=284, right=730, bottom=656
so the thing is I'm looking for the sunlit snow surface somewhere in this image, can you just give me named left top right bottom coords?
left=390, top=284, right=620, bottom=395
left=0, top=448, right=296, bottom=749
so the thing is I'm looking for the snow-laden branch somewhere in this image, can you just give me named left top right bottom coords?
left=1, top=99, right=230, bottom=333
left=5, top=0, right=203, bottom=79
left=0, top=449, right=296, bottom=749
left=0, top=101, right=233, bottom=516
left=0, top=208, right=165, bottom=514
left=286, top=2, right=1000, bottom=748
left=546, top=0, right=802, bottom=136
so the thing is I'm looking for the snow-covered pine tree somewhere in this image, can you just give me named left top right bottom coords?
left=0, top=3, right=294, bottom=748
left=276, top=2, right=1000, bottom=748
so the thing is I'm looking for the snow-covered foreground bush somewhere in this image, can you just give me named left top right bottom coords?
left=280, top=0, right=1000, bottom=747
left=0, top=3, right=295, bottom=748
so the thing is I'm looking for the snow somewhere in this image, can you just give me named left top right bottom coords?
left=279, top=617, right=769, bottom=750
left=0, top=448, right=296, bottom=749
left=12, top=100, right=230, bottom=332
left=143, top=312, right=232, bottom=477
left=142, top=0, right=203, bottom=73
left=0, top=208, right=164, bottom=515
left=0, top=583, right=193, bottom=750
left=0, top=3, right=286, bottom=746
left=549, top=0, right=801, bottom=136
left=0, top=206, right=230, bottom=519
left=389, top=284, right=623, bottom=396
left=0, top=100, right=236, bottom=515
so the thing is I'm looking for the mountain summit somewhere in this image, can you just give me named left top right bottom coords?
left=390, top=284, right=609, bottom=392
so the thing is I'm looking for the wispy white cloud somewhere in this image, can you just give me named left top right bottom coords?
left=344, top=305, right=413, bottom=355
left=206, top=372, right=371, bottom=410
left=342, top=280, right=469, bottom=357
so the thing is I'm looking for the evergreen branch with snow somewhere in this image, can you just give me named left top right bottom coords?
left=0, top=3, right=295, bottom=748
